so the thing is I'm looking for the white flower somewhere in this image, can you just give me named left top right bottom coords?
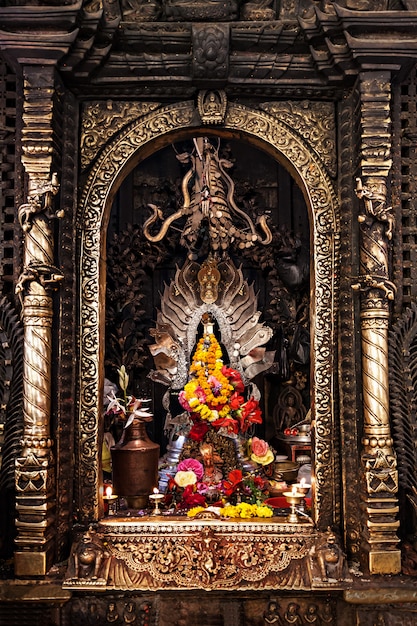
left=106, top=390, right=126, bottom=415
left=174, top=470, right=198, bottom=488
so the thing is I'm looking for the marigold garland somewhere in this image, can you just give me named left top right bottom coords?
left=179, top=331, right=263, bottom=435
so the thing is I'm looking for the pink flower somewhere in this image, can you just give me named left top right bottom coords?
left=251, top=437, right=269, bottom=458
left=178, top=390, right=191, bottom=411
left=208, top=375, right=222, bottom=396
left=195, top=386, right=207, bottom=403
left=177, top=458, right=204, bottom=481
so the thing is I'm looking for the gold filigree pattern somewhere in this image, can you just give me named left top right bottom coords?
left=260, top=100, right=337, bottom=178
left=77, top=101, right=339, bottom=529
left=80, top=101, right=162, bottom=170
left=66, top=519, right=316, bottom=591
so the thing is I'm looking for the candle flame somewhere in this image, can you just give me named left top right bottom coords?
left=291, top=484, right=298, bottom=495
left=153, top=487, right=159, bottom=494
left=105, top=485, right=112, bottom=498
left=300, top=477, right=306, bottom=487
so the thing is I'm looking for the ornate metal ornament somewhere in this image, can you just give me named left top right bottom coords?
left=13, top=64, right=66, bottom=576
left=143, top=136, right=272, bottom=253
left=80, top=101, right=162, bottom=171
left=63, top=521, right=351, bottom=592
left=260, top=101, right=337, bottom=178
left=148, top=255, right=273, bottom=389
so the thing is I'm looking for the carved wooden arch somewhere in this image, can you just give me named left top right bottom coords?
left=77, top=100, right=340, bottom=529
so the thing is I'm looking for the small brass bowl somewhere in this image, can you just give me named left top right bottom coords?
left=273, top=460, right=300, bottom=482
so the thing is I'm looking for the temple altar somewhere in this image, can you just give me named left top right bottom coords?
left=63, top=516, right=354, bottom=593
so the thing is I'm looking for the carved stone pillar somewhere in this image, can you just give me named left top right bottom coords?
left=354, top=71, right=401, bottom=574
left=14, top=65, right=63, bottom=576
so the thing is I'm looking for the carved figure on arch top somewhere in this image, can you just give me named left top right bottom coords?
left=197, top=90, right=227, bottom=125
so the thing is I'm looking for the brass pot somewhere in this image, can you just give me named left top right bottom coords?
left=111, top=420, right=160, bottom=509
left=273, top=460, right=300, bottom=482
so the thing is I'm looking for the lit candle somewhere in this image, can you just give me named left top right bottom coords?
left=103, top=484, right=118, bottom=516
left=283, top=485, right=304, bottom=523
left=149, top=487, right=164, bottom=515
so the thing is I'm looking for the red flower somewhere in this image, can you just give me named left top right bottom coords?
left=238, top=397, right=262, bottom=432
left=254, top=475, right=266, bottom=489
left=211, top=415, right=239, bottom=434
left=182, top=485, right=206, bottom=509
left=221, top=365, right=245, bottom=393
left=229, top=391, right=244, bottom=410
left=223, top=469, right=243, bottom=496
left=189, top=421, right=210, bottom=442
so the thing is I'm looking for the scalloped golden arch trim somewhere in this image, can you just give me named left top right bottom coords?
left=77, top=100, right=340, bottom=527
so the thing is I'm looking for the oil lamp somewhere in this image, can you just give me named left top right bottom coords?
left=292, top=477, right=311, bottom=512
left=149, top=487, right=164, bottom=515
left=283, top=484, right=304, bottom=523
left=103, top=485, right=118, bottom=516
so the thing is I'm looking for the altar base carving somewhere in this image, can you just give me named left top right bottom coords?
left=63, top=520, right=352, bottom=593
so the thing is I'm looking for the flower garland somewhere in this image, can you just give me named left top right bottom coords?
left=178, top=332, right=262, bottom=437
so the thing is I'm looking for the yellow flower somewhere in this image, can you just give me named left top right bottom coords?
left=187, top=506, right=206, bottom=517
left=256, top=505, right=273, bottom=518
left=251, top=449, right=275, bottom=466
left=219, top=502, right=273, bottom=519
left=174, top=470, right=197, bottom=488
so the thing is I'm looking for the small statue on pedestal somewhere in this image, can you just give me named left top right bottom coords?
left=65, top=527, right=110, bottom=586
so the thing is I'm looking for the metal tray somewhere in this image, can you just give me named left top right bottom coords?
left=276, top=433, right=311, bottom=444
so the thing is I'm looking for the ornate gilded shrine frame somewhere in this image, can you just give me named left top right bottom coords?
left=76, top=100, right=339, bottom=530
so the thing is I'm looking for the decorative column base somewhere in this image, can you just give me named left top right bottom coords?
left=361, top=489, right=401, bottom=574
left=14, top=451, right=56, bottom=577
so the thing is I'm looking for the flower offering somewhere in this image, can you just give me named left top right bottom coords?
left=163, top=324, right=275, bottom=518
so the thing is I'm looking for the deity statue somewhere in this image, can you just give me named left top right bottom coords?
left=263, top=600, right=283, bottom=625
left=106, top=602, right=120, bottom=624
left=199, top=441, right=223, bottom=484
left=274, top=386, right=307, bottom=434
left=283, top=603, right=303, bottom=625
left=123, top=602, right=137, bottom=624
left=309, top=529, right=347, bottom=583
left=67, top=528, right=110, bottom=584
left=304, top=604, right=321, bottom=625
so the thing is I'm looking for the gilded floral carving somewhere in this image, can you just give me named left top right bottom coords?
left=81, top=101, right=162, bottom=170
left=260, top=101, right=336, bottom=178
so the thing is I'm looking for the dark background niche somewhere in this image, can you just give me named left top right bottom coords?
left=105, top=137, right=310, bottom=453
